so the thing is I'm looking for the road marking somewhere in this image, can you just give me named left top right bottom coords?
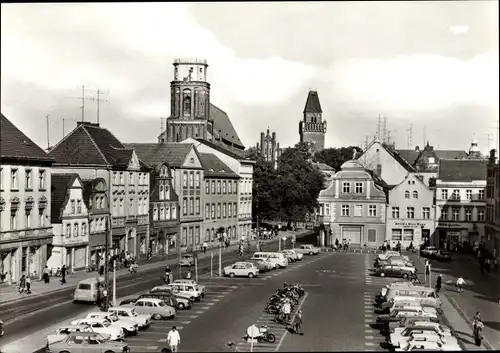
left=365, top=329, right=373, bottom=333
left=198, top=306, right=211, bottom=310
left=275, top=292, right=309, bottom=352
left=192, top=310, right=205, bottom=314
left=365, top=342, right=376, bottom=346
left=188, top=315, right=199, bottom=319
left=364, top=319, right=372, bottom=323
left=205, top=302, right=216, bottom=305
left=365, top=314, right=372, bottom=318
left=365, top=335, right=376, bottom=339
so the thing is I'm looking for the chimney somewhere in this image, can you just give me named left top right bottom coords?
left=415, top=145, right=420, bottom=152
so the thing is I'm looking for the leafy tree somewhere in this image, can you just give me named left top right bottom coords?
left=313, top=146, right=363, bottom=171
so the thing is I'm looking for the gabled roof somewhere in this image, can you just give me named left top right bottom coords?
left=49, top=122, right=134, bottom=168
left=51, top=173, right=79, bottom=223
left=358, top=140, right=416, bottom=173
left=1, top=113, right=55, bottom=163
left=435, top=150, right=468, bottom=160
left=199, top=153, right=239, bottom=178
left=438, top=159, right=488, bottom=182
left=192, top=138, right=246, bottom=160
left=210, top=103, right=245, bottom=149
left=396, top=149, right=421, bottom=166
left=303, top=90, right=322, bottom=114
left=124, top=143, right=200, bottom=169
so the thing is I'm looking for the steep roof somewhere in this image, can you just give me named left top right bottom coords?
left=199, top=153, right=239, bottom=178
left=396, top=149, right=421, bottom=166
left=438, top=159, right=488, bottom=182
left=303, top=90, right=322, bottom=114
left=317, top=162, right=335, bottom=171
left=124, top=143, right=198, bottom=168
left=435, top=150, right=468, bottom=159
left=1, top=113, right=55, bottom=163
left=48, top=122, right=134, bottom=168
left=210, top=103, right=244, bottom=149
left=51, top=173, right=79, bottom=223
left=193, top=138, right=246, bottom=160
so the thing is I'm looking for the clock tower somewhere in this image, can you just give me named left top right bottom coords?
left=299, top=90, right=327, bottom=152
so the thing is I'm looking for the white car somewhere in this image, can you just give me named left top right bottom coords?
left=46, top=324, right=94, bottom=346
left=85, top=312, right=138, bottom=336
left=281, top=250, right=303, bottom=261
left=70, top=318, right=124, bottom=341
left=396, top=337, right=461, bottom=351
left=179, top=254, right=194, bottom=266
left=294, top=244, right=320, bottom=255
left=390, top=322, right=455, bottom=347
left=223, top=262, right=260, bottom=278
left=173, top=279, right=207, bottom=297
left=128, top=298, right=176, bottom=320
left=152, top=282, right=202, bottom=301
left=107, top=306, right=151, bottom=329
left=378, top=251, right=402, bottom=261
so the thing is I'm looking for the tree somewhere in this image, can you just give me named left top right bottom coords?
left=313, top=146, right=363, bottom=171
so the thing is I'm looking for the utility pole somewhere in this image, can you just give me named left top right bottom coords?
left=46, top=114, right=50, bottom=150
left=104, top=215, right=110, bottom=310
left=62, top=118, right=65, bottom=138
left=423, top=124, right=427, bottom=147
left=486, top=134, right=493, bottom=152
left=387, top=130, right=391, bottom=146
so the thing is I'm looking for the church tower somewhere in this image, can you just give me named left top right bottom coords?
left=159, top=58, right=213, bottom=143
left=299, top=90, right=327, bottom=152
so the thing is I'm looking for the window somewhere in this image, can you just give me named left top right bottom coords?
left=195, top=198, right=200, bottom=215
left=182, top=228, right=187, bottom=246
left=77, top=200, right=82, bottom=213
left=441, top=189, right=448, bottom=200
left=217, top=204, right=221, bottom=218
left=195, top=226, right=200, bottom=245
left=129, top=173, right=134, bottom=185
left=119, top=172, right=124, bottom=184
left=452, top=208, right=460, bottom=221
left=113, top=172, right=118, bottom=184
left=189, top=173, right=194, bottom=188
left=233, top=181, right=237, bottom=194
left=355, top=182, right=363, bottom=193
left=183, top=198, right=187, bottom=215
left=466, top=189, right=472, bottom=200
left=159, top=185, right=164, bottom=200
left=25, top=210, right=31, bottom=228
left=369, top=205, right=377, bottom=217
left=403, top=229, right=414, bottom=241
left=119, top=199, right=124, bottom=215
left=171, top=205, right=177, bottom=219
left=222, top=203, right=227, bottom=218
left=211, top=204, right=215, bottom=219
left=422, top=207, right=430, bottom=219
left=205, top=229, right=210, bottom=242
left=441, top=207, right=448, bottom=221
left=368, top=229, right=377, bottom=242
left=222, top=181, right=226, bottom=194
left=341, top=205, right=349, bottom=216
left=70, top=200, right=75, bottom=214
left=129, top=199, right=134, bottom=213
left=81, top=223, right=86, bottom=236
left=10, top=209, right=17, bottom=230
left=353, top=205, right=362, bottom=217
left=342, top=182, right=350, bottom=193
left=25, top=169, right=32, bottom=189
left=166, top=204, right=171, bottom=219
left=183, top=172, right=188, bottom=187
left=39, top=170, right=45, bottom=190
left=39, top=208, right=45, bottom=227
left=392, top=207, right=400, bottom=218
left=196, top=173, right=201, bottom=188
left=405, top=191, right=410, bottom=199
left=211, top=181, right=215, bottom=194
left=233, top=202, right=237, bottom=217
left=406, top=207, right=415, bottom=219
left=73, top=223, right=78, bottom=237
left=428, top=157, right=435, bottom=164
left=65, top=224, right=71, bottom=238
left=413, top=191, right=418, bottom=199
left=205, top=204, right=210, bottom=219
left=391, top=229, right=402, bottom=241
left=227, top=181, right=232, bottom=194
left=10, top=169, right=18, bottom=189
left=205, top=181, right=210, bottom=194
left=465, top=208, right=472, bottom=221
left=228, top=203, right=232, bottom=217
left=479, top=190, right=485, bottom=200
left=153, top=206, right=158, bottom=221
left=217, top=180, right=221, bottom=194
left=0, top=167, right=3, bottom=189
left=452, top=189, right=460, bottom=200
left=478, top=209, right=485, bottom=221
left=325, top=203, right=330, bottom=216
left=189, top=198, right=194, bottom=215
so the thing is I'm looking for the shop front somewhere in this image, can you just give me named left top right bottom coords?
left=387, top=220, right=435, bottom=249
left=151, top=220, right=180, bottom=256
left=436, top=221, right=484, bottom=250
left=135, top=224, right=149, bottom=260
left=89, top=231, right=106, bottom=267
left=65, top=243, right=88, bottom=271
left=111, top=226, right=126, bottom=256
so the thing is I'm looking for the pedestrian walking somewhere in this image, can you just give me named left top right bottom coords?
left=435, top=274, right=442, bottom=293
left=456, top=276, right=466, bottom=293
left=185, top=270, right=192, bottom=279
left=18, top=275, right=26, bottom=293
left=282, top=299, right=291, bottom=322
left=61, top=264, right=67, bottom=284
left=167, top=326, right=181, bottom=352
left=293, top=309, right=303, bottom=335
left=43, top=266, right=50, bottom=283
left=202, top=242, right=207, bottom=253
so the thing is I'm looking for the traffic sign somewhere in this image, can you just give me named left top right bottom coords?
left=247, top=324, right=260, bottom=338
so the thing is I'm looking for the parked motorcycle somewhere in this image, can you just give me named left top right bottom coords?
left=255, top=325, right=276, bottom=343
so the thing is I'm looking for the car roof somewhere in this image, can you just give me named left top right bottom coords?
left=67, top=331, right=101, bottom=338
left=109, top=306, right=133, bottom=310
left=174, top=279, right=195, bottom=283
left=138, top=297, right=162, bottom=303
left=78, top=277, right=104, bottom=284
left=412, top=321, right=440, bottom=327
left=182, top=254, right=193, bottom=257
left=58, top=324, right=91, bottom=329
left=87, top=312, right=112, bottom=316
left=78, top=317, right=107, bottom=323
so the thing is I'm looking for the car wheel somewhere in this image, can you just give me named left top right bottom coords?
left=229, top=272, right=235, bottom=278
left=402, top=273, right=409, bottom=279
left=309, top=251, right=313, bottom=255
left=177, top=302, right=185, bottom=310
left=104, top=351, right=115, bottom=353
left=60, top=351, right=71, bottom=353
left=248, top=272, right=255, bottom=278
left=380, top=272, right=386, bottom=277
left=72, top=300, right=78, bottom=304
left=153, top=313, right=163, bottom=320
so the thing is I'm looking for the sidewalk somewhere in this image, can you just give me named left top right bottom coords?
left=0, top=229, right=309, bottom=305
left=408, top=253, right=495, bottom=351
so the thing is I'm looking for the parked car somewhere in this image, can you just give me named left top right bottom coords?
left=49, top=332, right=129, bottom=353
left=379, top=282, right=417, bottom=298
left=294, top=244, right=320, bottom=255
left=380, top=296, right=442, bottom=312
left=375, top=257, right=414, bottom=268
left=281, top=249, right=303, bottom=261
left=127, top=298, right=176, bottom=320
left=390, top=323, right=457, bottom=348
left=433, top=250, right=451, bottom=262
left=135, top=291, right=191, bottom=310
left=379, top=301, right=440, bottom=314
left=46, top=324, right=94, bottom=346
left=223, top=261, right=260, bottom=278
left=386, top=316, right=438, bottom=334
left=172, top=279, right=206, bottom=296
left=376, top=307, right=438, bottom=326
left=180, top=254, right=194, bottom=267
left=373, top=265, right=416, bottom=279
left=85, top=312, right=138, bottom=336
left=285, top=249, right=303, bottom=261
left=378, top=251, right=401, bottom=261
left=247, top=259, right=273, bottom=273
left=420, top=246, right=438, bottom=257
left=152, top=282, right=202, bottom=301
left=70, top=318, right=124, bottom=341
left=280, top=250, right=296, bottom=262
left=396, top=339, right=461, bottom=351
left=107, top=306, right=151, bottom=329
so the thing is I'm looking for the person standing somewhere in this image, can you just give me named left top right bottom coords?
left=18, top=275, right=26, bottom=293
left=435, top=274, right=442, bottom=293
left=167, top=326, right=181, bottom=352
left=43, top=266, right=50, bottom=283
left=61, top=264, right=67, bottom=284
left=293, top=309, right=303, bottom=335
left=25, top=275, right=32, bottom=294
left=282, top=299, right=291, bottom=323
left=202, top=242, right=207, bottom=254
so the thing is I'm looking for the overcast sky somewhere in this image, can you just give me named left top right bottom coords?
left=1, top=2, right=498, bottom=153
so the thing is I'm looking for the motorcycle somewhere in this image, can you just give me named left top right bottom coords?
left=0, top=319, right=4, bottom=336
left=255, top=325, right=276, bottom=343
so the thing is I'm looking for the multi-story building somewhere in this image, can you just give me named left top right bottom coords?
left=48, top=173, right=89, bottom=272
left=317, top=160, right=387, bottom=247
left=485, top=149, right=500, bottom=256
left=148, top=163, right=181, bottom=255
left=158, top=58, right=245, bottom=155
left=1, top=114, right=55, bottom=283
left=82, top=177, right=110, bottom=267
left=48, top=122, right=151, bottom=259
left=299, top=90, right=327, bottom=153
left=126, top=142, right=203, bottom=250
left=386, top=174, right=436, bottom=248
left=199, top=153, right=240, bottom=245
left=256, top=129, right=282, bottom=168
left=182, top=138, right=255, bottom=239
left=435, top=159, right=488, bottom=249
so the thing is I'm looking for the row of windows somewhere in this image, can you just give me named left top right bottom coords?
left=404, top=191, right=419, bottom=199
left=341, top=204, right=378, bottom=217
left=65, top=222, right=87, bottom=238
left=181, top=226, right=201, bottom=246
left=182, top=197, right=201, bottom=216
left=112, top=172, right=148, bottom=186
left=391, top=207, right=431, bottom=219
left=205, top=226, right=238, bottom=242
left=0, top=168, right=46, bottom=190
left=90, top=217, right=107, bottom=233
left=1, top=207, right=47, bottom=230
left=158, top=181, right=171, bottom=201
left=342, top=182, right=364, bottom=194
left=69, top=199, right=84, bottom=214
left=240, top=178, right=252, bottom=194
left=391, top=228, right=415, bottom=241
left=90, top=195, right=107, bottom=210
left=440, top=207, right=485, bottom=222
left=183, top=172, right=201, bottom=189
left=205, top=179, right=238, bottom=195
left=440, top=189, right=485, bottom=201
left=112, top=197, right=149, bottom=216
left=205, top=202, right=238, bottom=220
left=152, top=203, right=178, bottom=221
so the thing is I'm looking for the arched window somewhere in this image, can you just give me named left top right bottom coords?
left=159, top=185, right=164, bottom=200
left=81, top=223, right=86, bottom=236
left=405, top=191, right=410, bottom=199
left=413, top=191, right=418, bottom=199
left=183, top=89, right=191, bottom=116
left=73, top=223, right=78, bottom=237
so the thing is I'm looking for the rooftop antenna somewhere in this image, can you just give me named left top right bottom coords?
left=387, top=130, right=391, bottom=146
left=407, top=123, right=413, bottom=151
left=383, top=116, right=388, bottom=144
left=65, top=85, right=95, bottom=122
left=423, top=124, right=427, bottom=148
left=46, top=114, right=50, bottom=149
left=87, top=89, right=109, bottom=124
left=376, top=115, right=381, bottom=141
left=486, top=134, right=493, bottom=152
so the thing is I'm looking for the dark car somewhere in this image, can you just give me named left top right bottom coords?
left=372, top=265, right=415, bottom=279
left=376, top=308, right=430, bottom=326
left=433, top=250, right=451, bottom=261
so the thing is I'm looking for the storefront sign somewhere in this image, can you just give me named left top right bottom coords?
left=394, top=221, right=426, bottom=228
left=438, top=222, right=462, bottom=228
left=447, top=231, right=461, bottom=237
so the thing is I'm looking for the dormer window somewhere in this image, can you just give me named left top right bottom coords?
left=342, top=182, right=350, bottom=193
left=405, top=191, right=410, bottom=199
left=413, top=191, right=418, bottom=199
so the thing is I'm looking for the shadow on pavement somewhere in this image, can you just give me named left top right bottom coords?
left=483, top=321, right=500, bottom=333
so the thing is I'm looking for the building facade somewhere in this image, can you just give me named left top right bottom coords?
left=299, top=90, right=327, bottom=153
left=435, top=159, right=488, bottom=249
left=485, top=149, right=500, bottom=257
left=182, top=138, right=255, bottom=240
left=1, top=114, right=55, bottom=283
left=149, top=164, right=181, bottom=256
left=158, top=58, right=245, bottom=155
left=48, top=122, right=151, bottom=259
left=199, top=153, right=240, bottom=245
left=317, top=160, right=387, bottom=247
left=386, top=173, right=436, bottom=248
left=126, top=143, right=203, bottom=250
left=256, top=129, right=281, bottom=168
left=48, top=174, right=89, bottom=272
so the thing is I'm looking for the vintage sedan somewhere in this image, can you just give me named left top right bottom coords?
left=294, top=244, right=320, bottom=255
left=396, top=339, right=462, bottom=351
left=390, top=324, right=457, bottom=348
left=247, top=259, right=273, bottom=273
left=180, top=254, right=195, bottom=267
left=372, top=265, right=416, bottom=279
left=376, top=307, right=438, bottom=326
left=107, top=306, right=151, bottom=329
left=223, top=262, right=260, bottom=278
left=85, top=312, right=138, bottom=336
left=420, top=246, right=438, bottom=257
left=281, top=249, right=303, bottom=262
left=70, top=318, right=124, bottom=341
left=434, top=250, right=452, bottom=262
left=46, top=324, right=94, bottom=346
left=49, top=332, right=129, bottom=353
left=172, top=279, right=206, bottom=296
left=128, top=298, right=176, bottom=320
